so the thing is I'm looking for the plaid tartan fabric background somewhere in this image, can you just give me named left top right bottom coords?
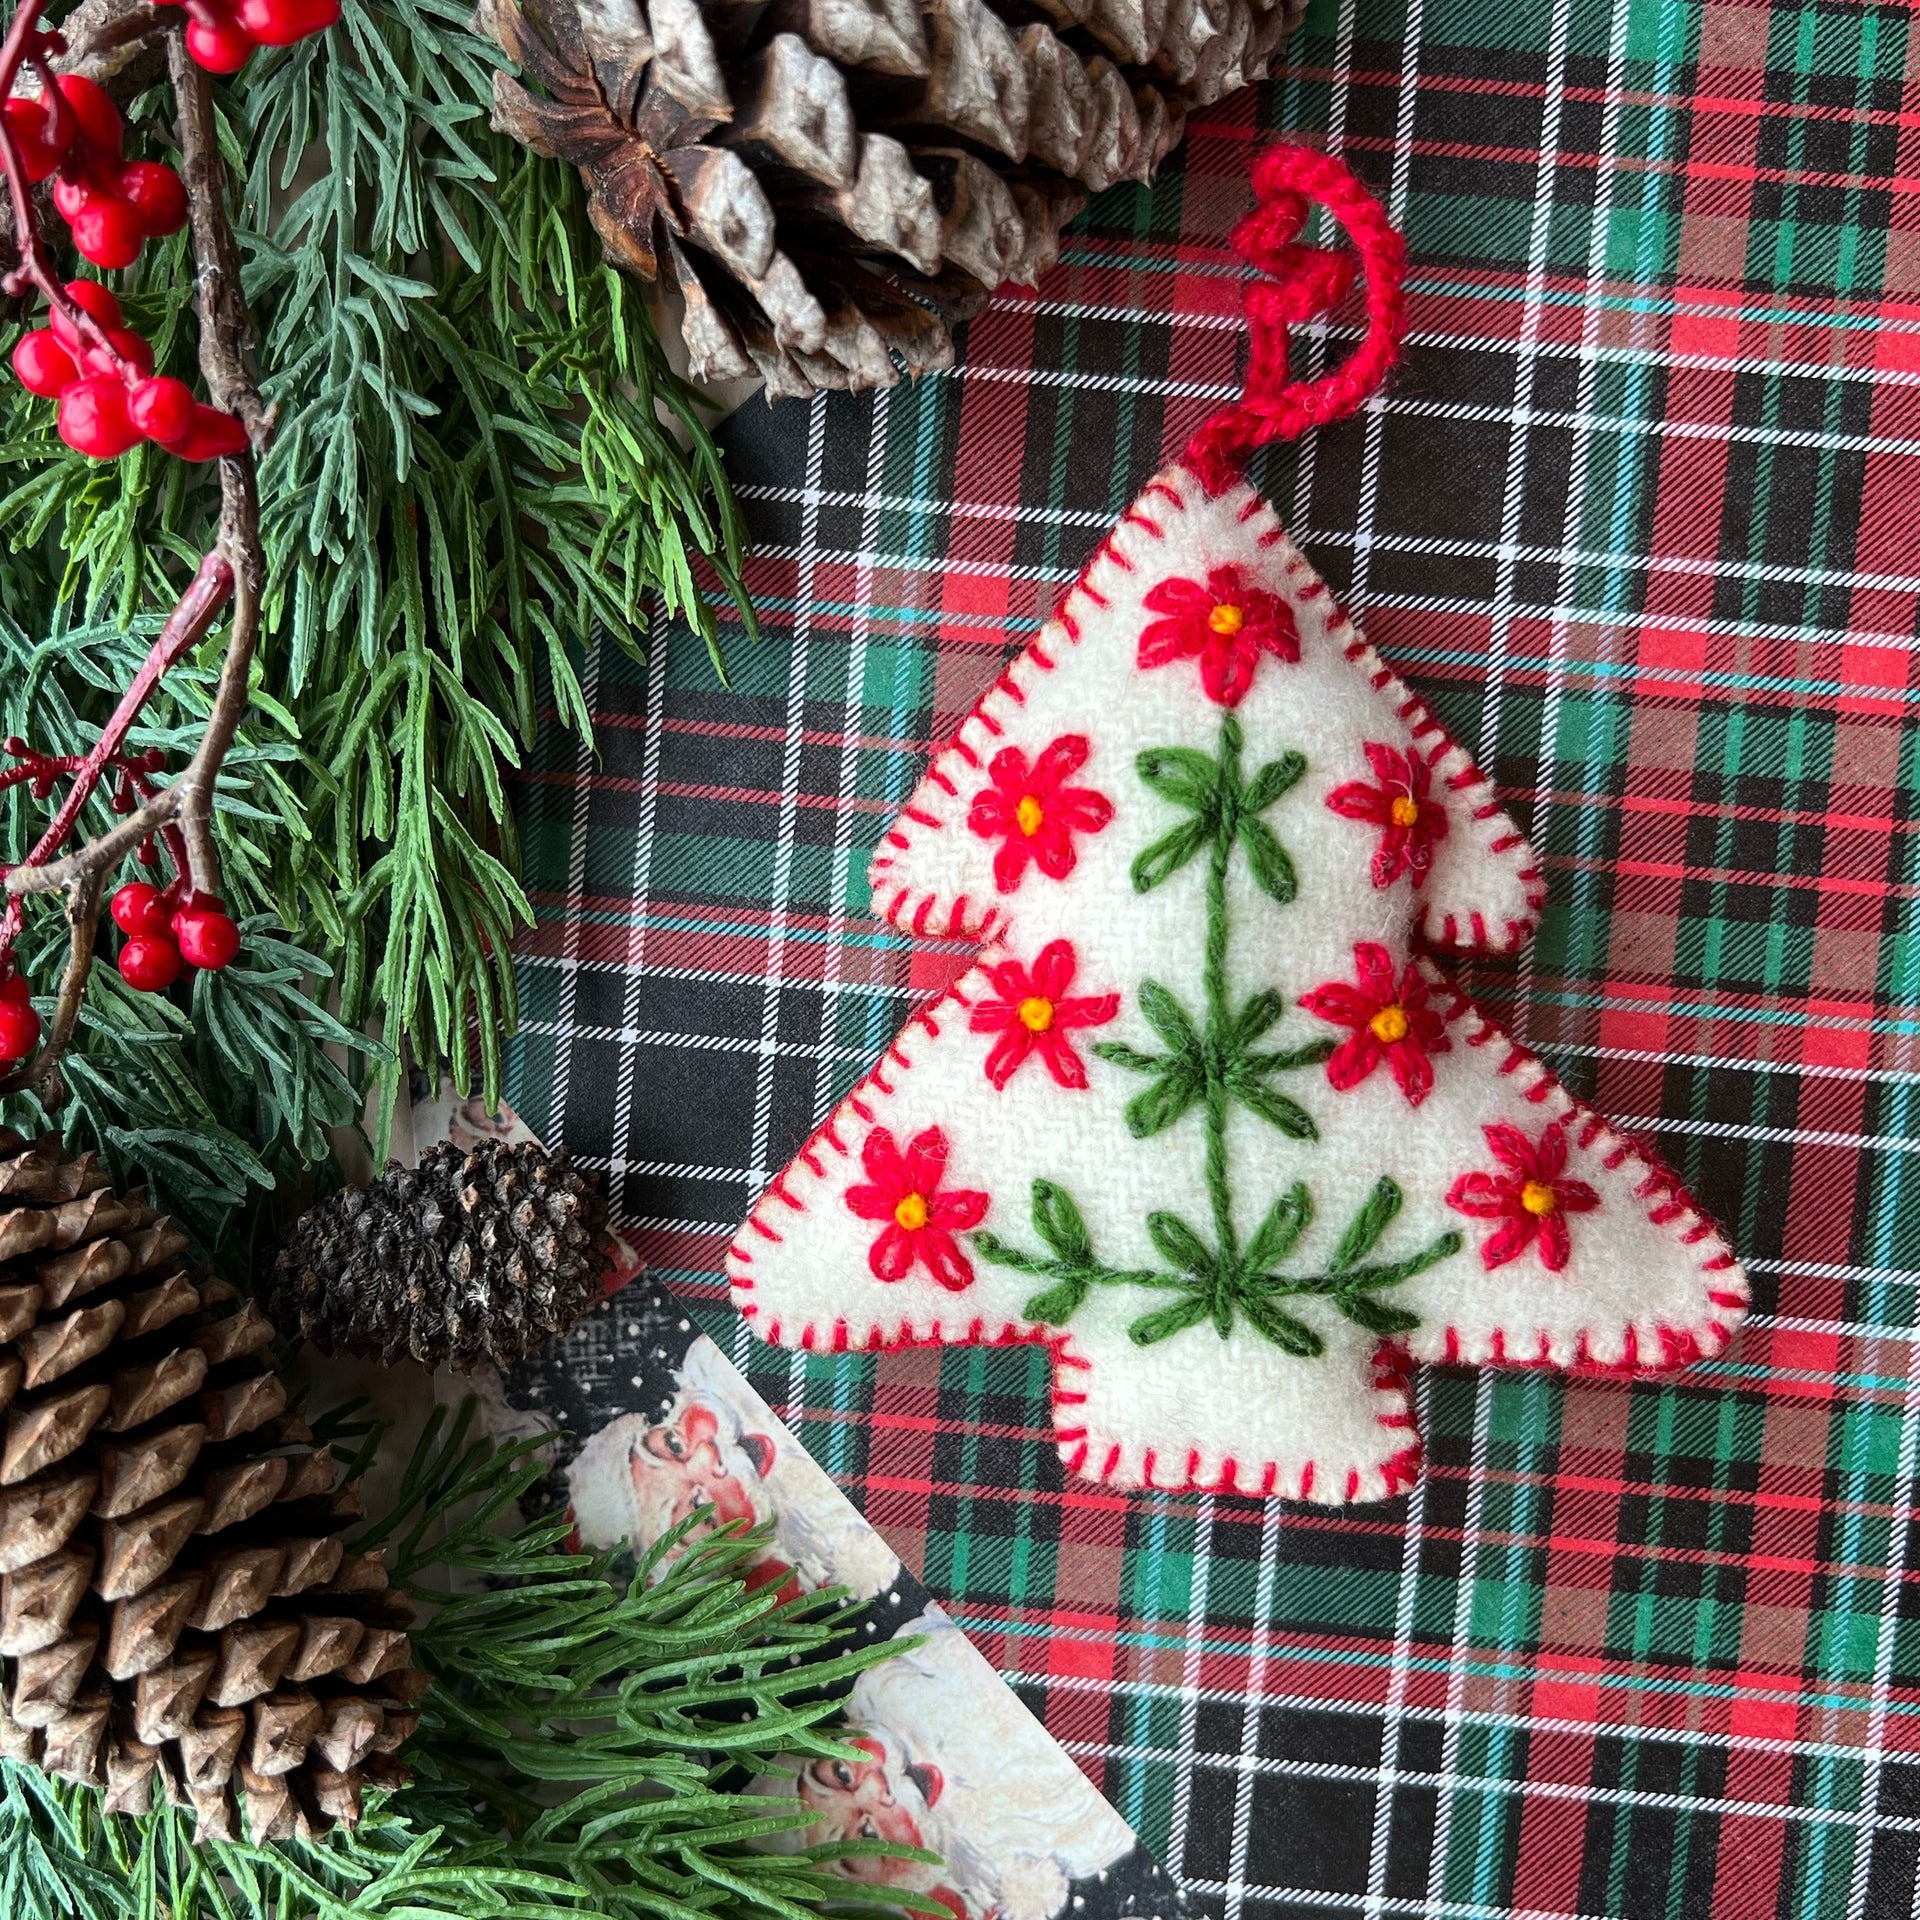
left=503, top=0, right=1920, bottom=1912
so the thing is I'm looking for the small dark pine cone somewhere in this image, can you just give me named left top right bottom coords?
left=265, top=1139, right=610, bottom=1371
left=0, top=1129, right=421, bottom=1845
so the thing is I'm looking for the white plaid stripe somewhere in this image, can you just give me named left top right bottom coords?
left=1225, top=1499, right=1288, bottom=1920
left=1168, top=1496, right=1217, bottom=1889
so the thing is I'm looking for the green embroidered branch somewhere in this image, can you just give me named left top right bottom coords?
left=973, top=1180, right=1161, bottom=1325
left=975, top=1175, right=1462, bottom=1356
left=1098, top=712, right=1328, bottom=1257
left=1126, top=718, right=1304, bottom=902
left=1093, top=984, right=1333, bottom=1143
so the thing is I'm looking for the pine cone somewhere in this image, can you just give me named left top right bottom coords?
left=0, top=1131, right=421, bottom=1844
left=475, top=0, right=1306, bottom=396
left=265, top=1140, right=610, bottom=1371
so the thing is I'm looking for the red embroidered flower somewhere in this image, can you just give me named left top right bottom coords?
left=1446, top=1122, right=1599, bottom=1273
left=1300, top=941, right=1451, bottom=1107
left=1326, top=742, right=1450, bottom=889
left=1137, top=563, right=1299, bottom=707
left=845, top=1125, right=988, bottom=1292
left=970, top=939, right=1120, bottom=1090
left=967, top=735, right=1113, bottom=894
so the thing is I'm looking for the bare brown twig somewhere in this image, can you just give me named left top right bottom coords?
left=0, top=0, right=269, bottom=1101
left=54, top=0, right=168, bottom=74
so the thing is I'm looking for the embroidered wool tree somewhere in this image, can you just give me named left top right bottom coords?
left=728, top=147, right=1748, bottom=1503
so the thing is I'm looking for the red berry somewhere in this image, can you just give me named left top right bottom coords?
left=100, top=327, right=154, bottom=378
left=11, top=330, right=78, bottom=399
left=51, top=175, right=92, bottom=222
left=235, top=0, right=339, bottom=41
left=69, top=280, right=123, bottom=322
left=2, top=97, right=67, bottom=182
left=118, top=933, right=181, bottom=993
left=55, top=76, right=124, bottom=160
left=57, top=377, right=142, bottom=458
left=0, top=972, right=29, bottom=1005
left=173, top=903, right=241, bottom=971
left=49, top=280, right=124, bottom=350
left=167, top=405, right=249, bottom=462
left=81, top=328, right=154, bottom=381
left=117, top=160, right=189, bottom=236
left=0, top=996, right=39, bottom=1063
left=185, top=14, right=255, bottom=68
left=128, top=376, right=195, bottom=444
left=111, top=880, right=173, bottom=937
left=69, top=196, right=145, bottom=270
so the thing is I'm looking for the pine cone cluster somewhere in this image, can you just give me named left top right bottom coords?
left=0, top=1131, right=421, bottom=1842
left=264, top=1139, right=610, bottom=1371
left=477, top=0, right=1305, bottom=396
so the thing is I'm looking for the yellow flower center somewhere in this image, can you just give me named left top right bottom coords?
left=1015, top=794, right=1044, bottom=837
left=893, top=1192, right=929, bottom=1232
left=1207, top=602, right=1245, bottom=637
left=1018, top=995, right=1055, bottom=1033
left=1390, top=795, right=1421, bottom=828
left=1369, top=1004, right=1409, bottom=1044
left=1519, top=1180, right=1557, bottom=1216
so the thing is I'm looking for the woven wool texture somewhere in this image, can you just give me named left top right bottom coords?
left=728, top=461, right=1746, bottom=1501
left=503, top=1, right=1920, bottom=1912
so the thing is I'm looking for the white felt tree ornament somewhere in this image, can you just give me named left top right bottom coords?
left=728, top=146, right=1748, bottom=1503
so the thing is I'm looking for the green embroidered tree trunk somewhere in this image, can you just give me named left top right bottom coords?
left=973, top=714, right=1460, bottom=1357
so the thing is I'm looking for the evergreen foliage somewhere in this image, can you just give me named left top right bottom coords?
left=0, top=607, right=380, bottom=1250
left=0, top=1401, right=930, bottom=1920
left=0, top=0, right=753, bottom=1186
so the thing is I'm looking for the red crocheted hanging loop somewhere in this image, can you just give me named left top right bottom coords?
left=1181, top=142, right=1408, bottom=494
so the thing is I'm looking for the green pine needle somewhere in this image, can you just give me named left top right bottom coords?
left=0, top=1402, right=937, bottom=1920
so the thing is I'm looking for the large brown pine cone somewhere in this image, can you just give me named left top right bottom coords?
left=0, top=1131, right=421, bottom=1842
left=476, top=0, right=1308, bottom=395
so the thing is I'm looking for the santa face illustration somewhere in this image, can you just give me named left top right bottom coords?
left=796, top=1613, right=1135, bottom=1920
left=564, top=1337, right=901, bottom=1605
left=633, top=1399, right=774, bottom=1535
left=798, top=1737, right=943, bottom=1886
left=616, top=1391, right=803, bottom=1603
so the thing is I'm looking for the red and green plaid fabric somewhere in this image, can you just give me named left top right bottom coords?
left=504, top=0, right=1920, bottom=1911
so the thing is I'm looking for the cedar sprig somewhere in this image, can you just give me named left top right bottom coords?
left=0, top=3, right=268, bottom=1102
left=0, top=1400, right=937, bottom=1920
left=0, top=608, right=308, bottom=936
left=50, top=921, right=374, bottom=1217
left=0, top=607, right=381, bottom=1250
left=0, top=0, right=754, bottom=1149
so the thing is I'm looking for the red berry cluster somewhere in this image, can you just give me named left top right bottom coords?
left=3, top=75, right=186, bottom=269
left=111, top=882, right=242, bottom=991
left=0, top=970, right=40, bottom=1065
left=11, top=278, right=248, bottom=459
left=158, top=0, right=341, bottom=74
